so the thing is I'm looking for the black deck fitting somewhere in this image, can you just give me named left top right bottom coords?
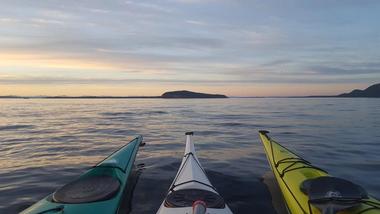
left=185, top=132, right=194, bottom=135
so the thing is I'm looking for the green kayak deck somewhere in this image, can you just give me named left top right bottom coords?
left=21, top=136, right=143, bottom=214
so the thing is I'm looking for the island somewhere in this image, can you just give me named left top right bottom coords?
left=161, top=90, right=228, bottom=98
left=338, top=83, right=380, bottom=98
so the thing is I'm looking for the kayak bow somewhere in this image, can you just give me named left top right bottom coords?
left=259, top=130, right=380, bottom=214
left=21, top=136, right=143, bottom=214
left=157, top=132, right=233, bottom=214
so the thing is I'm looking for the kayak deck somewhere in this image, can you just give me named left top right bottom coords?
left=259, top=130, right=380, bottom=214
left=21, top=136, right=143, bottom=214
left=157, top=132, right=233, bottom=214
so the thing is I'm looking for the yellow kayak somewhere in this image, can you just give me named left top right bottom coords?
left=259, top=130, right=380, bottom=214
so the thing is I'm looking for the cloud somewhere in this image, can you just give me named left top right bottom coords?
left=124, top=1, right=174, bottom=13
left=261, top=59, right=293, bottom=67
left=38, top=9, right=76, bottom=20
left=0, top=18, right=20, bottom=23
left=0, top=76, right=256, bottom=85
left=30, top=18, right=65, bottom=25
left=85, top=8, right=111, bottom=14
left=1, top=75, right=376, bottom=86
left=185, top=20, right=207, bottom=25
left=308, top=64, right=380, bottom=75
left=170, top=0, right=230, bottom=4
left=1, top=0, right=380, bottom=95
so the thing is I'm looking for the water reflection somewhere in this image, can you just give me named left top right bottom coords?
left=0, top=98, right=379, bottom=213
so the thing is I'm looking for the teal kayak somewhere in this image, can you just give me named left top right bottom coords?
left=21, top=136, right=143, bottom=214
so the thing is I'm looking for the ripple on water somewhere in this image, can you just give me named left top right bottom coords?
left=0, top=125, right=35, bottom=131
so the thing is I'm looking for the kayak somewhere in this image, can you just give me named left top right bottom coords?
left=157, top=132, right=233, bottom=214
left=259, top=130, right=380, bottom=214
left=21, top=136, right=143, bottom=214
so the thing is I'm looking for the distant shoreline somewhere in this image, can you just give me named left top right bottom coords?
left=1, top=83, right=379, bottom=99
left=1, top=95, right=377, bottom=99
left=0, top=96, right=162, bottom=99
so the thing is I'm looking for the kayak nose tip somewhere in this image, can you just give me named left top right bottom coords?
left=259, top=130, right=270, bottom=134
left=185, top=131, right=194, bottom=135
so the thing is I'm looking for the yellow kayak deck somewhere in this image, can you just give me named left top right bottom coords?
left=259, top=131, right=380, bottom=214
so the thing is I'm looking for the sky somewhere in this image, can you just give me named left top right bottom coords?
left=1, top=0, right=380, bottom=96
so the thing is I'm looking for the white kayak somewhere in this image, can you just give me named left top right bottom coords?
left=157, top=132, right=233, bottom=214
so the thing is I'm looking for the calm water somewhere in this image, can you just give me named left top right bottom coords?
left=0, top=98, right=379, bottom=214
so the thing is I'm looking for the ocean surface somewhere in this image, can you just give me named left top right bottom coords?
left=0, top=98, right=379, bottom=214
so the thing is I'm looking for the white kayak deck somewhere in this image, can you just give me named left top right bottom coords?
left=156, top=133, right=233, bottom=214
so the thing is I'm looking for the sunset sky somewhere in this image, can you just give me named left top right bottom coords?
left=1, top=0, right=380, bottom=96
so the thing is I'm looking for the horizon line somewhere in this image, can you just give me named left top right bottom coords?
left=0, top=95, right=340, bottom=99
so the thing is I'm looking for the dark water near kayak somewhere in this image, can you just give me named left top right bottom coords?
left=0, top=98, right=379, bottom=214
